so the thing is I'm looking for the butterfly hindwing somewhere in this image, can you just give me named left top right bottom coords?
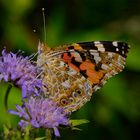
left=37, top=41, right=129, bottom=113
left=37, top=43, right=93, bottom=112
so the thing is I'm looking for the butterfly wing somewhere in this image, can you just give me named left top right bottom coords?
left=37, top=41, right=129, bottom=113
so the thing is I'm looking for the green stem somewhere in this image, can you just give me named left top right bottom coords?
left=4, top=84, right=12, bottom=110
left=46, top=129, right=52, bottom=140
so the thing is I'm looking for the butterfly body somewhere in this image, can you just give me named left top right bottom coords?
left=37, top=41, right=129, bottom=113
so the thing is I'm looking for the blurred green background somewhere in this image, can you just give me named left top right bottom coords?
left=0, top=0, right=140, bottom=140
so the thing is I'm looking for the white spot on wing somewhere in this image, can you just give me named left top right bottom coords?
left=94, top=56, right=101, bottom=63
left=113, top=41, right=118, bottom=47
left=108, top=52, right=113, bottom=58
left=59, top=61, right=66, bottom=67
left=105, top=73, right=112, bottom=79
left=116, top=48, right=119, bottom=51
left=94, top=41, right=105, bottom=52
left=89, top=51, right=102, bottom=63
left=97, top=46, right=105, bottom=52
left=68, top=68, right=77, bottom=75
left=61, top=80, right=70, bottom=88
left=101, top=64, right=109, bottom=70
left=122, top=50, right=125, bottom=54
left=94, top=41, right=100, bottom=44
left=109, top=63, right=113, bottom=67
left=73, top=52, right=82, bottom=62
left=89, top=50, right=98, bottom=53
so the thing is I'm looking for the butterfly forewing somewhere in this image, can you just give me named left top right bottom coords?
left=37, top=41, right=129, bottom=113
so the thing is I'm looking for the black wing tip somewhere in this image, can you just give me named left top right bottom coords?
left=117, top=41, right=130, bottom=58
left=69, top=41, right=130, bottom=58
left=78, top=41, right=130, bottom=58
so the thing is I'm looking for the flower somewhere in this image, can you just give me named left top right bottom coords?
left=0, top=49, right=43, bottom=98
left=9, top=97, right=69, bottom=137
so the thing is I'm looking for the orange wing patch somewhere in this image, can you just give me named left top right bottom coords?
left=62, top=52, right=105, bottom=85
left=79, top=61, right=105, bottom=84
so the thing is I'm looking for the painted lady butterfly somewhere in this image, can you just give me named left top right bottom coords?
left=37, top=41, right=129, bottom=113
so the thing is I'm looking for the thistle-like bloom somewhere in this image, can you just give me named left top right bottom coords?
left=9, top=97, right=69, bottom=137
left=0, top=49, right=42, bottom=98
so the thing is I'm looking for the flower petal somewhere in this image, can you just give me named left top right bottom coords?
left=53, top=127, right=60, bottom=137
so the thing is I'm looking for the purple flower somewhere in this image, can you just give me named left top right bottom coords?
left=0, top=49, right=43, bottom=98
left=9, top=97, right=69, bottom=137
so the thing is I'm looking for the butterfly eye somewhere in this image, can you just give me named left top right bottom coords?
left=60, top=98, right=68, bottom=106
left=75, top=89, right=82, bottom=95
left=69, top=97, right=74, bottom=103
left=72, top=92, right=78, bottom=98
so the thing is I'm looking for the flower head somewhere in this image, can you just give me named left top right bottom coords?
left=0, top=49, right=43, bottom=98
left=9, top=97, right=69, bottom=137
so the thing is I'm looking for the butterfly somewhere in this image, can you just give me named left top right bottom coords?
left=37, top=41, right=129, bottom=113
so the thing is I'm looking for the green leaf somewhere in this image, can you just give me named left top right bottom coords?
left=71, top=127, right=82, bottom=131
left=3, top=125, right=10, bottom=136
left=35, top=137, right=47, bottom=140
left=70, top=119, right=89, bottom=127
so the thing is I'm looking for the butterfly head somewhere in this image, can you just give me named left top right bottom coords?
left=38, top=41, right=51, bottom=54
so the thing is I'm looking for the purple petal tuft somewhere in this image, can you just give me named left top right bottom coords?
left=9, top=97, right=69, bottom=137
left=0, top=49, right=43, bottom=97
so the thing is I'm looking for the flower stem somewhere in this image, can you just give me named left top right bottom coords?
left=4, top=84, right=12, bottom=110
left=46, top=129, right=52, bottom=140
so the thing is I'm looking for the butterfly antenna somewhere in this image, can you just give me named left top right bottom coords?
left=42, top=8, right=47, bottom=43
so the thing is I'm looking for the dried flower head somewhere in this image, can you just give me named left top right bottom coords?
left=9, top=97, right=69, bottom=137
left=0, top=49, right=43, bottom=98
